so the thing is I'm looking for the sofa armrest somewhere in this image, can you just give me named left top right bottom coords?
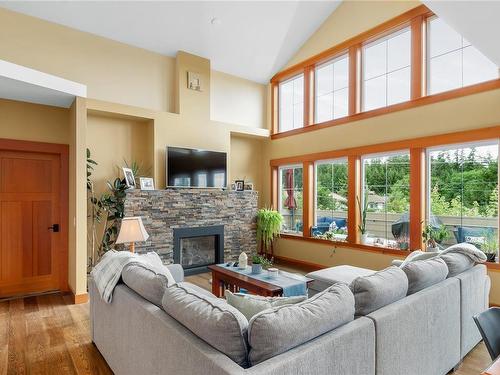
left=166, top=263, right=184, bottom=282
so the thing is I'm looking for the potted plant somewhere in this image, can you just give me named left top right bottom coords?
left=357, top=194, right=369, bottom=244
left=422, top=224, right=448, bottom=251
left=482, top=230, right=498, bottom=262
left=396, top=235, right=409, bottom=251
left=251, top=255, right=273, bottom=274
left=256, top=208, right=283, bottom=258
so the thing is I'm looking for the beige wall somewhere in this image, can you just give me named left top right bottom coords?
left=285, top=0, right=420, bottom=69
left=263, top=1, right=500, bottom=305
left=68, top=97, right=87, bottom=296
left=0, top=99, right=69, bottom=144
left=0, top=7, right=267, bottom=129
left=87, top=115, right=154, bottom=195
left=230, top=135, right=264, bottom=203
left=211, top=70, right=267, bottom=129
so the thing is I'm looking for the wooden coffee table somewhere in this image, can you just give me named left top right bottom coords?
left=208, top=264, right=313, bottom=297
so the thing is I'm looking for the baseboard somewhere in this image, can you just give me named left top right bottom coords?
left=273, top=255, right=324, bottom=272
left=71, top=292, right=89, bottom=304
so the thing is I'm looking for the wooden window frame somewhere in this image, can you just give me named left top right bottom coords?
left=270, top=125, right=500, bottom=269
left=270, top=4, right=500, bottom=140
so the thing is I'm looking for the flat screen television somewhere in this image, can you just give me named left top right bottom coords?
left=166, top=147, right=227, bottom=188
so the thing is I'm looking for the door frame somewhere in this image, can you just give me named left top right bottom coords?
left=0, top=138, right=69, bottom=292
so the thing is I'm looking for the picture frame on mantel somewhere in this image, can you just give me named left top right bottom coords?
left=140, top=177, right=155, bottom=191
left=235, top=180, right=244, bottom=191
left=122, top=167, right=136, bottom=189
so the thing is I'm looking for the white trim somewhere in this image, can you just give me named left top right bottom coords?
left=0, top=60, right=86, bottom=98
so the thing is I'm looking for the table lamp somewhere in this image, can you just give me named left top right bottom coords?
left=116, top=216, right=149, bottom=253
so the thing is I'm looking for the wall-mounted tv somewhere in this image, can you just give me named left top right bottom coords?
left=166, top=147, right=227, bottom=188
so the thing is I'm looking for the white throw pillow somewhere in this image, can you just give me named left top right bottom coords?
left=225, top=291, right=307, bottom=320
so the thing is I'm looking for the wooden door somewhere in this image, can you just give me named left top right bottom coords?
left=0, top=146, right=67, bottom=297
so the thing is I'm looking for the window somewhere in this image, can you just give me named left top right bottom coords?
left=427, top=17, right=498, bottom=95
left=279, top=165, right=303, bottom=234
left=362, top=27, right=411, bottom=111
left=362, top=151, right=410, bottom=248
left=314, top=159, right=348, bottom=241
left=279, top=74, right=304, bottom=132
left=315, top=54, right=349, bottom=123
left=428, top=141, right=498, bottom=257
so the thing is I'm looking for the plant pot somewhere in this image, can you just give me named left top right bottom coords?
left=251, top=264, right=262, bottom=274
left=399, top=243, right=409, bottom=251
left=486, top=253, right=497, bottom=262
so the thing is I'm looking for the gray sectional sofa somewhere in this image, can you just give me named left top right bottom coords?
left=90, top=259, right=489, bottom=375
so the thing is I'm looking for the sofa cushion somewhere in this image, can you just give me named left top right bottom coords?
left=122, top=261, right=175, bottom=306
left=225, top=290, right=307, bottom=320
left=401, top=257, right=449, bottom=295
left=247, top=283, right=354, bottom=366
left=350, top=266, right=408, bottom=316
left=439, top=253, right=475, bottom=277
left=306, top=265, right=376, bottom=293
left=162, top=283, right=249, bottom=367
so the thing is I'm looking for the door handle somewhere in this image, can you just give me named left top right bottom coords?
left=48, top=224, right=60, bottom=233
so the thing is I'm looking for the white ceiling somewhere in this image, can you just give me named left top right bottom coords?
left=423, top=1, right=500, bottom=68
left=0, top=1, right=341, bottom=83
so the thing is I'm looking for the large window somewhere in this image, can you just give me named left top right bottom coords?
left=428, top=141, right=498, bottom=257
left=279, top=165, right=303, bottom=234
left=362, top=27, right=411, bottom=111
left=362, top=151, right=411, bottom=249
left=314, top=159, right=348, bottom=241
left=278, top=74, right=304, bottom=132
left=427, top=17, right=498, bottom=95
left=315, top=54, right=349, bottom=123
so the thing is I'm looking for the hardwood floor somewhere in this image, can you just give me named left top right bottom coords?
left=0, top=264, right=492, bottom=374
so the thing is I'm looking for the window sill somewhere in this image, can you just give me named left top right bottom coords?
left=279, top=233, right=410, bottom=257
left=279, top=234, right=500, bottom=270
left=272, top=79, right=500, bottom=140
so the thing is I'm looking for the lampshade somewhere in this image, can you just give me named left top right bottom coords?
left=116, top=217, right=149, bottom=244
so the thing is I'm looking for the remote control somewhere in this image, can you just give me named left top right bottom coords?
left=233, top=262, right=239, bottom=267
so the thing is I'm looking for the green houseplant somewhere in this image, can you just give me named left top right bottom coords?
left=251, top=255, right=273, bottom=274
left=422, top=224, right=448, bottom=251
left=256, top=208, right=283, bottom=258
left=482, top=230, right=498, bottom=262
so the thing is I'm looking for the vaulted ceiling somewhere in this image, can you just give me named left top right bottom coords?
left=0, top=1, right=341, bottom=83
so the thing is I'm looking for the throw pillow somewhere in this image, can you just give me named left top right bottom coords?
left=225, top=291, right=307, bottom=320
left=122, top=254, right=176, bottom=306
left=350, top=266, right=408, bottom=316
left=439, top=253, right=475, bottom=277
left=162, top=283, right=249, bottom=367
left=247, top=283, right=354, bottom=366
left=401, top=257, right=449, bottom=295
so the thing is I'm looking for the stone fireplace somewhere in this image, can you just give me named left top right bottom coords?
left=123, top=189, right=258, bottom=269
left=173, top=225, right=224, bottom=275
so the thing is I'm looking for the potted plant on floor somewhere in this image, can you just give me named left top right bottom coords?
left=422, top=224, right=448, bottom=252
left=251, top=255, right=273, bottom=274
left=256, top=208, right=283, bottom=259
left=482, top=230, right=498, bottom=262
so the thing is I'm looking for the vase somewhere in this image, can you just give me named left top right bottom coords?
left=252, top=264, right=262, bottom=274
left=238, top=252, right=248, bottom=269
left=267, top=268, right=278, bottom=279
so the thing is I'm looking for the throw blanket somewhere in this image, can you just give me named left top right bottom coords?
left=399, top=242, right=486, bottom=268
left=91, top=250, right=172, bottom=303
left=439, top=242, right=487, bottom=263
